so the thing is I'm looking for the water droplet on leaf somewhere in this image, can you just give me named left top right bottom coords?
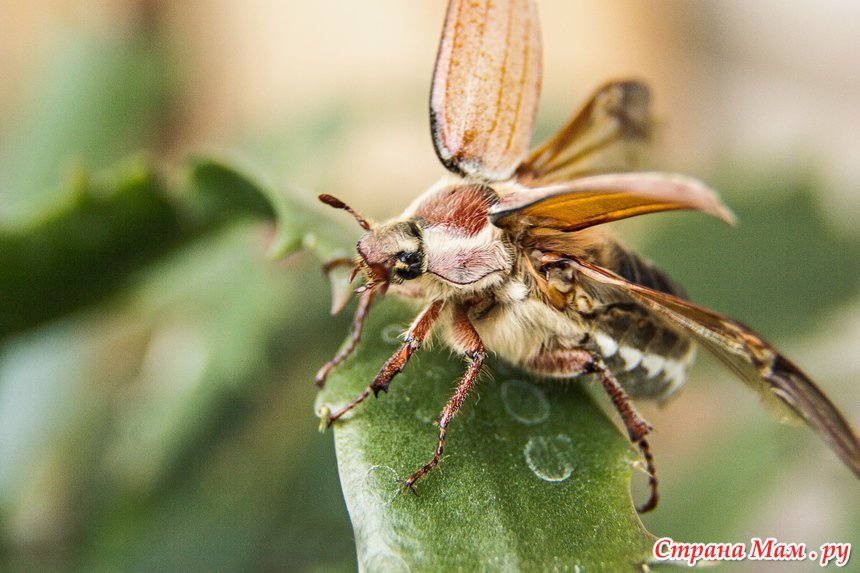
left=501, top=379, right=550, bottom=425
left=524, top=435, right=576, bottom=482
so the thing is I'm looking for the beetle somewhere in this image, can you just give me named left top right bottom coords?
left=315, top=0, right=860, bottom=512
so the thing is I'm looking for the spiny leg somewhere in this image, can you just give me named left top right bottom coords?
left=325, top=300, right=444, bottom=426
left=315, top=287, right=375, bottom=388
left=589, top=358, right=658, bottom=513
left=403, top=306, right=485, bottom=492
left=540, top=250, right=660, bottom=510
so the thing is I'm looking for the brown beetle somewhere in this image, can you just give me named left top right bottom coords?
left=316, top=0, right=860, bottom=512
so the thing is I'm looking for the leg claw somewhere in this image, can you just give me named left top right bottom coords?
left=400, top=479, right=419, bottom=496
left=371, top=382, right=390, bottom=397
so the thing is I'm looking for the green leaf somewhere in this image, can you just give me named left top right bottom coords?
left=316, top=299, right=656, bottom=572
left=0, top=156, right=341, bottom=340
left=0, top=226, right=355, bottom=572
left=641, top=179, right=860, bottom=338
left=185, top=156, right=357, bottom=262
left=0, top=159, right=180, bottom=337
left=0, top=26, right=176, bottom=220
left=185, top=157, right=277, bottom=223
left=0, top=151, right=659, bottom=569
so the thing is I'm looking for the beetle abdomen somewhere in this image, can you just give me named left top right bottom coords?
left=589, top=301, right=694, bottom=399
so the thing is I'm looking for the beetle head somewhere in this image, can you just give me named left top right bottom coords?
left=319, top=194, right=426, bottom=291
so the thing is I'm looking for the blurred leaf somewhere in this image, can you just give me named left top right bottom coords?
left=185, top=157, right=276, bottom=223
left=73, top=231, right=351, bottom=573
left=0, top=225, right=356, bottom=572
left=0, top=159, right=179, bottom=337
left=0, top=157, right=282, bottom=339
left=185, top=157, right=356, bottom=263
left=316, top=300, right=656, bottom=572
left=0, top=29, right=176, bottom=220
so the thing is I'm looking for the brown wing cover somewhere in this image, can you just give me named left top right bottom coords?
left=431, top=0, right=542, bottom=181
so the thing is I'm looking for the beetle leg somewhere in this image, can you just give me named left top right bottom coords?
left=322, top=257, right=361, bottom=315
left=589, top=356, right=658, bottom=513
left=315, top=287, right=375, bottom=388
left=527, top=346, right=659, bottom=512
left=325, top=300, right=444, bottom=426
left=403, top=306, right=485, bottom=492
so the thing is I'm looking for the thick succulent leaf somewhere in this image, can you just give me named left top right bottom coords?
left=0, top=151, right=661, bottom=569
left=316, top=299, right=655, bottom=572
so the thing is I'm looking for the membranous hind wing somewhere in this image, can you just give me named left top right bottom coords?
left=569, top=256, right=860, bottom=479
left=516, top=81, right=653, bottom=185
left=431, top=0, right=542, bottom=181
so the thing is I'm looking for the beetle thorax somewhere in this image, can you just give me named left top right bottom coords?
left=356, top=180, right=516, bottom=298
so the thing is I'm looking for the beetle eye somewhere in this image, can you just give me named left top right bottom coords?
left=397, top=251, right=421, bottom=266
left=394, top=251, right=423, bottom=280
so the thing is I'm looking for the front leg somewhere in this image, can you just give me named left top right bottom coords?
left=324, top=300, right=444, bottom=426
left=403, top=305, right=486, bottom=491
left=315, top=287, right=375, bottom=388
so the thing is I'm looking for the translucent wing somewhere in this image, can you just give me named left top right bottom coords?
left=431, top=0, right=542, bottom=182
left=516, top=80, right=652, bottom=186
left=490, top=172, right=736, bottom=233
left=568, top=255, right=860, bottom=479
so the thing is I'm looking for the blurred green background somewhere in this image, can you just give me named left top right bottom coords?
left=1, top=1, right=859, bottom=571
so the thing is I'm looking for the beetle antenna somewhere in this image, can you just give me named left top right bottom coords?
left=319, top=194, right=371, bottom=231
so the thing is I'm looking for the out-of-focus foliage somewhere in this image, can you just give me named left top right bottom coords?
left=644, top=175, right=860, bottom=338
left=0, top=157, right=278, bottom=338
left=0, top=158, right=356, bottom=571
left=1, top=23, right=174, bottom=222
left=635, top=175, right=860, bottom=565
left=0, top=14, right=360, bottom=569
